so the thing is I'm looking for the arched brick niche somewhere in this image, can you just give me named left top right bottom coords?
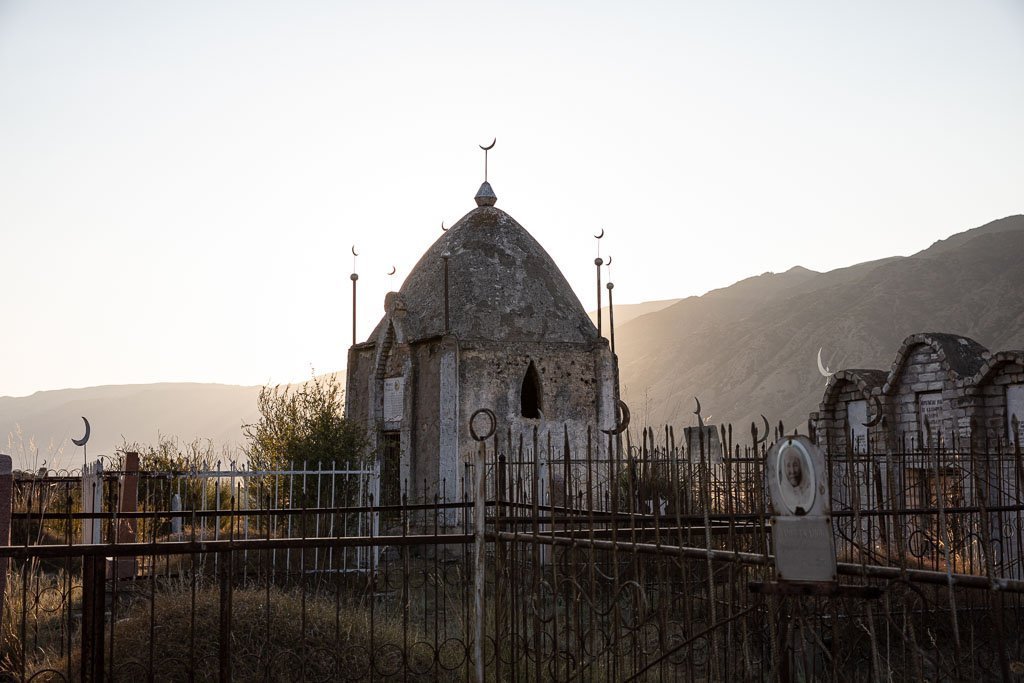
left=962, top=351, right=1024, bottom=447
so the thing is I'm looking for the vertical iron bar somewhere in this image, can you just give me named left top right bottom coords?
left=351, top=272, right=359, bottom=346
left=218, top=550, right=233, bottom=683
left=607, top=281, right=616, bottom=354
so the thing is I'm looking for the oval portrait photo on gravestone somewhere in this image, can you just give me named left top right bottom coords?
left=775, top=438, right=815, bottom=515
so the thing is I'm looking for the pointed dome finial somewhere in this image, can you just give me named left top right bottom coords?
left=475, top=138, right=497, bottom=206
left=475, top=181, right=497, bottom=207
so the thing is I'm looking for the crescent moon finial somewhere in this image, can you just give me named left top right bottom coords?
left=605, top=256, right=612, bottom=266
left=72, top=416, right=91, bottom=447
left=817, top=347, right=835, bottom=379
left=441, top=221, right=447, bottom=232
left=387, top=266, right=396, bottom=276
left=351, top=245, right=359, bottom=257
left=601, top=400, right=631, bottom=435
left=594, top=228, right=605, bottom=239
left=863, top=394, right=884, bottom=427
left=479, top=138, right=496, bottom=151
left=757, top=414, right=771, bottom=445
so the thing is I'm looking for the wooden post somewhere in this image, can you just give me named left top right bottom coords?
left=82, top=459, right=103, bottom=544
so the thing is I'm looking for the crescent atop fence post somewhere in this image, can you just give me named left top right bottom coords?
left=72, top=416, right=91, bottom=447
left=754, top=414, right=770, bottom=445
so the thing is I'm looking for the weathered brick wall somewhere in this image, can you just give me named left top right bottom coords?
left=815, top=374, right=886, bottom=457
left=814, top=336, right=1024, bottom=457
left=965, top=355, right=1024, bottom=446
left=890, top=345, right=958, bottom=448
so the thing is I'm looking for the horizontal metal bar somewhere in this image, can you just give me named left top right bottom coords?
left=11, top=500, right=473, bottom=520
left=490, top=530, right=1024, bottom=593
left=0, top=533, right=474, bottom=559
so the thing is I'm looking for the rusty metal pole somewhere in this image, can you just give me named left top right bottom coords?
left=473, top=439, right=486, bottom=682
left=219, top=550, right=233, bottom=682
left=606, top=281, right=616, bottom=354
left=442, top=253, right=450, bottom=335
left=594, top=257, right=603, bottom=338
left=350, top=272, right=359, bottom=346
left=81, top=554, right=105, bottom=682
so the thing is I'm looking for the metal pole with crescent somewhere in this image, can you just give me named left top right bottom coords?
left=351, top=245, right=359, bottom=347
left=605, top=256, right=616, bottom=353
left=817, top=347, right=836, bottom=386
left=594, top=229, right=604, bottom=338
left=73, top=416, right=91, bottom=470
left=479, top=138, right=496, bottom=182
left=442, top=251, right=451, bottom=335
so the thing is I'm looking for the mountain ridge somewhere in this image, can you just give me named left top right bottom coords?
left=4, top=215, right=1021, bottom=468
left=614, top=214, right=1024, bottom=433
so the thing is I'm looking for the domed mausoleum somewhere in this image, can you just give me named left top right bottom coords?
left=344, top=181, right=619, bottom=510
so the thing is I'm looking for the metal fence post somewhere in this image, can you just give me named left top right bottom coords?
left=0, top=454, right=12, bottom=630
left=473, top=440, right=486, bottom=683
left=81, top=554, right=106, bottom=681
left=219, top=550, right=233, bottom=682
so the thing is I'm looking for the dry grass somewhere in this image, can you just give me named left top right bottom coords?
left=1, top=566, right=74, bottom=679
left=2, top=568, right=463, bottom=682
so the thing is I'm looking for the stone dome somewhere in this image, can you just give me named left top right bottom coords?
left=369, top=202, right=598, bottom=344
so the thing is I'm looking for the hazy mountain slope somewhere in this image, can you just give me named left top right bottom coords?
left=614, top=215, right=1024, bottom=435
left=589, top=298, right=682, bottom=329
left=0, top=383, right=262, bottom=470
left=5, top=216, right=1020, bottom=468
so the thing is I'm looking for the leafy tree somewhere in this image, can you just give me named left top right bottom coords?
left=243, top=373, right=368, bottom=514
left=243, top=373, right=367, bottom=472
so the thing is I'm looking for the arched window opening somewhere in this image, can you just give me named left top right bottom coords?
left=521, top=362, right=543, bottom=419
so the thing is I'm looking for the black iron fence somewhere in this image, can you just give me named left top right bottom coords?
left=2, top=421, right=1024, bottom=681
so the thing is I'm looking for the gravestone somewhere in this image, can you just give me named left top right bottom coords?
left=765, top=436, right=836, bottom=584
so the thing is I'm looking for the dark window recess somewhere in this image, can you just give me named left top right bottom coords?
left=380, top=432, right=401, bottom=525
left=521, top=362, right=543, bottom=419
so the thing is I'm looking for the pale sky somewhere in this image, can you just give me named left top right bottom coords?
left=2, top=1, right=1022, bottom=398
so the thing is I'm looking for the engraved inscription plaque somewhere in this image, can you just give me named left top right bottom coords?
left=846, top=400, right=868, bottom=454
left=1007, top=385, right=1024, bottom=446
left=917, top=391, right=943, bottom=442
left=772, top=516, right=837, bottom=583
left=383, top=377, right=404, bottom=426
